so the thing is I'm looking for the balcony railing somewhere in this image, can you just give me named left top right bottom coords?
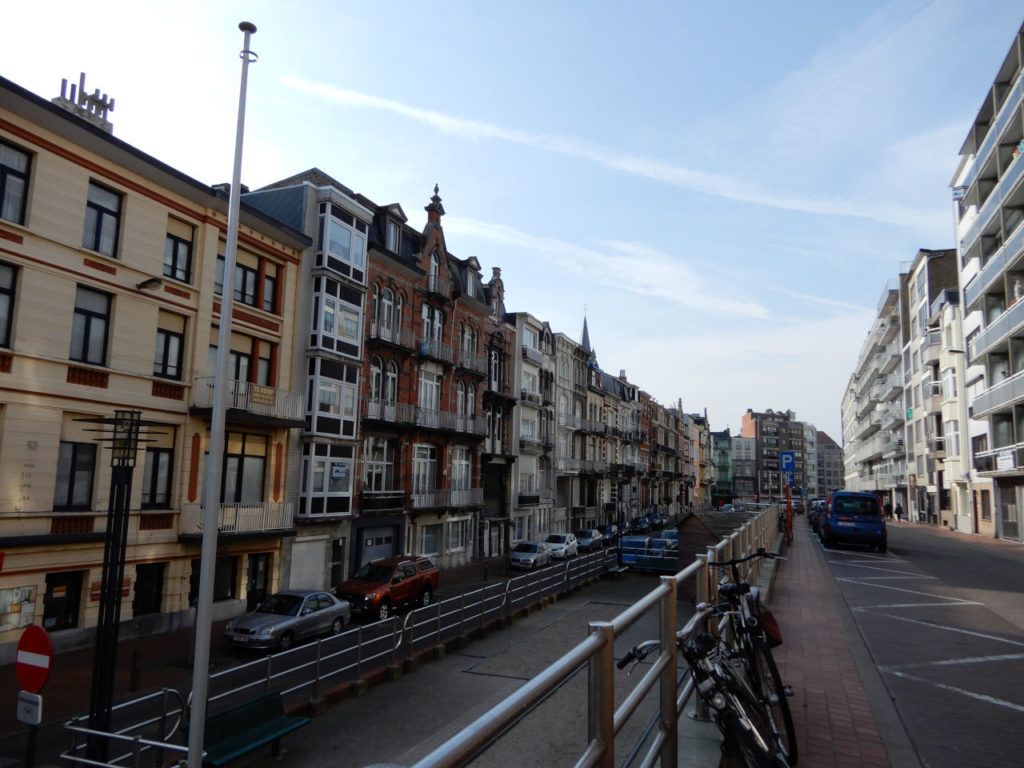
left=961, top=137, right=1024, bottom=255
left=367, top=319, right=415, bottom=349
left=968, top=292, right=1024, bottom=360
left=359, top=489, right=405, bottom=511
left=963, top=219, right=1024, bottom=311
left=191, top=378, right=304, bottom=424
left=969, top=370, right=1024, bottom=418
left=409, top=487, right=483, bottom=508
left=360, top=400, right=486, bottom=435
left=456, top=349, right=487, bottom=375
left=418, top=338, right=454, bottom=364
left=521, top=345, right=545, bottom=364
left=181, top=502, right=294, bottom=535
left=959, top=71, right=1024, bottom=207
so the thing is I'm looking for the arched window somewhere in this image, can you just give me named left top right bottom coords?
left=370, top=356, right=383, bottom=399
left=385, top=360, right=398, bottom=402
left=378, top=286, right=394, bottom=339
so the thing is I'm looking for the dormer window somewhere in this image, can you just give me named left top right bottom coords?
left=386, top=220, right=401, bottom=253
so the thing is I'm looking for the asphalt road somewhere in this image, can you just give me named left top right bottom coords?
left=818, top=523, right=1024, bottom=767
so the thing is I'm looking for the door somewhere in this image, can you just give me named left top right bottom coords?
left=359, top=526, right=395, bottom=566
left=132, top=562, right=165, bottom=616
left=43, top=570, right=83, bottom=631
left=246, top=553, right=269, bottom=611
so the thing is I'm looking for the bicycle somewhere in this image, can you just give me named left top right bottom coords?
left=709, top=548, right=796, bottom=766
left=618, top=608, right=791, bottom=768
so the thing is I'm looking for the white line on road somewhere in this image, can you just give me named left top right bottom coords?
left=880, top=652, right=1024, bottom=672
left=872, top=613, right=1024, bottom=647
left=854, top=601, right=984, bottom=610
left=886, top=670, right=1024, bottom=713
left=835, top=579, right=978, bottom=603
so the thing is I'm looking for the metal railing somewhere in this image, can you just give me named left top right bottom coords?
left=61, top=549, right=618, bottom=767
left=61, top=508, right=778, bottom=768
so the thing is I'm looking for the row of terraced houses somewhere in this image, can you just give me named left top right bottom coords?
left=0, top=74, right=721, bottom=657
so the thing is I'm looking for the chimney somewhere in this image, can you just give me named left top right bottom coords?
left=52, top=73, right=115, bottom=133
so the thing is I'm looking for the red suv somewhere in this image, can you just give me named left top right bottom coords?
left=335, top=556, right=439, bottom=621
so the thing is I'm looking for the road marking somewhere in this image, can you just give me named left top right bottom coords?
left=840, top=575, right=935, bottom=580
left=886, top=670, right=1024, bottom=713
left=854, top=601, right=984, bottom=610
left=833, top=563, right=929, bottom=576
left=872, top=613, right=1024, bottom=647
left=835, top=579, right=978, bottom=603
left=880, top=652, right=1024, bottom=672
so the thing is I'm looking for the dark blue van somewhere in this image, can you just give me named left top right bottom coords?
left=820, top=491, right=887, bottom=553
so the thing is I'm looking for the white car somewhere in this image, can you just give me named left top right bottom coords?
left=509, top=541, right=552, bottom=569
left=544, top=532, right=578, bottom=558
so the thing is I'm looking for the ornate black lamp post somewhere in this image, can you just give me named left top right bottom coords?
left=78, top=410, right=159, bottom=760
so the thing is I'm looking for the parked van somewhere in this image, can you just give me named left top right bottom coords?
left=820, top=491, right=887, bottom=553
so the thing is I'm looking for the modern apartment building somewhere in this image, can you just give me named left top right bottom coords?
left=841, top=278, right=905, bottom=507
left=0, top=75, right=309, bottom=656
left=816, top=431, right=844, bottom=496
left=741, top=409, right=809, bottom=499
left=952, top=20, right=1024, bottom=541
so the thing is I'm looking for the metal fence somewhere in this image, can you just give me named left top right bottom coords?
left=61, top=547, right=617, bottom=767
left=61, top=507, right=778, bottom=768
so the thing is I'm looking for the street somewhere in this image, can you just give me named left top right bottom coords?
left=819, top=522, right=1024, bottom=767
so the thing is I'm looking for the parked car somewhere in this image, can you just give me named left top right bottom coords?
left=809, top=500, right=825, bottom=532
left=509, top=541, right=552, bottom=569
left=630, top=516, right=650, bottom=533
left=544, top=532, right=578, bottom=559
left=659, top=528, right=678, bottom=543
left=574, top=528, right=603, bottom=551
left=224, top=590, right=350, bottom=651
left=647, top=512, right=665, bottom=528
left=597, top=523, right=619, bottom=544
left=335, top=556, right=439, bottom=621
left=820, top=491, right=887, bottom=552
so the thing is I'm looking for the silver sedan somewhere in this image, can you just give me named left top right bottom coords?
left=509, top=541, right=552, bottom=570
left=224, top=589, right=351, bottom=651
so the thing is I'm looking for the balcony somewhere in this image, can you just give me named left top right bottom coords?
left=456, top=349, right=487, bottom=376
left=520, top=389, right=543, bottom=407
left=424, top=273, right=451, bottom=299
left=367, top=319, right=415, bottom=350
left=360, top=400, right=486, bottom=435
left=180, top=502, right=294, bottom=536
left=968, top=292, right=1024, bottom=360
left=969, top=370, right=1024, bottom=418
left=519, top=436, right=543, bottom=454
left=418, top=338, right=454, bottom=364
left=359, top=489, right=405, bottom=512
left=961, top=134, right=1024, bottom=255
left=521, top=345, right=545, bottom=364
left=517, top=493, right=541, bottom=507
left=554, top=456, right=581, bottom=472
left=964, top=219, right=1024, bottom=311
left=961, top=71, right=1024, bottom=194
left=409, top=487, right=483, bottom=509
left=362, top=399, right=416, bottom=425
left=191, top=378, right=304, bottom=427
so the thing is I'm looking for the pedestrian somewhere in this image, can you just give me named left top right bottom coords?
left=894, top=503, right=903, bottom=522
left=884, top=501, right=893, bottom=521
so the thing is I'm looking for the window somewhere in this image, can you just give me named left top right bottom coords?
left=189, top=556, right=238, bottom=603
left=520, top=472, right=535, bottom=493
left=142, top=447, right=173, bottom=507
left=82, top=182, right=121, bottom=257
left=363, top=437, right=396, bottom=492
left=0, top=140, right=30, bottom=225
left=314, top=277, right=362, bottom=357
left=418, top=367, right=441, bottom=412
left=420, top=524, right=442, bottom=557
left=524, top=327, right=538, bottom=349
left=521, top=417, right=536, bottom=439
left=216, top=256, right=258, bottom=306
left=164, top=218, right=193, bottom=282
left=70, top=286, right=110, bottom=365
left=54, top=441, right=96, bottom=510
left=942, top=366, right=958, bottom=400
left=451, top=447, right=470, bottom=490
left=318, top=203, right=367, bottom=281
left=209, top=345, right=251, bottom=381
left=446, top=518, right=471, bottom=551
left=0, top=261, right=15, bottom=347
left=412, top=444, right=436, bottom=492
left=263, top=268, right=277, bottom=313
left=523, top=371, right=538, bottom=393
left=386, top=220, right=400, bottom=253
left=220, top=433, right=266, bottom=504
left=944, top=420, right=960, bottom=457
left=300, top=442, right=354, bottom=516
left=154, top=328, right=183, bottom=379
left=421, top=304, right=443, bottom=341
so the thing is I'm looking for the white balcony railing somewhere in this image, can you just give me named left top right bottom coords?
left=181, top=502, right=294, bottom=534
left=192, top=378, right=304, bottom=423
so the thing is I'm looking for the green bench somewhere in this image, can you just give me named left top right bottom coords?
left=200, top=691, right=310, bottom=765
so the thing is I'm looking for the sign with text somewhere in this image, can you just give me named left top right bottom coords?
left=779, top=452, right=796, bottom=486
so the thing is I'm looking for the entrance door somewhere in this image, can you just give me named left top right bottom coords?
left=359, top=526, right=394, bottom=566
left=1002, top=500, right=1020, bottom=541
left=43, top=571, right=83, bottom=631
left=246, top=553, right=269, bottom=611
left=132, top=562, right=165, bottom=616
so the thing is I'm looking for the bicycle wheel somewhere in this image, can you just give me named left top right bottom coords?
left=748, top=638, right=797, bottom=766
left=720, top=686, right=787, bottom=768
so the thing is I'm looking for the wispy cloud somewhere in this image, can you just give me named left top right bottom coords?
left=446, top=215, right=772, bottom=318
left=279, top=75, right=933, bottom=227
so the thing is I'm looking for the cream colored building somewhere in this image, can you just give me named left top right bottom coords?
left=0, top=75, right=308, bottom=659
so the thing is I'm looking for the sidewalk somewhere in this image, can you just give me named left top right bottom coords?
left=770, top=516, right=915, bottom=768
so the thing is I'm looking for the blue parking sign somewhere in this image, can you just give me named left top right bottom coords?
left=779, top=452, right=795, bottom=486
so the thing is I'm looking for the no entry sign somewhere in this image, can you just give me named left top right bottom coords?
left=16, top=625, right=52, bottom=693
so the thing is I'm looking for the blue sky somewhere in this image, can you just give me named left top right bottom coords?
left=4, top=1, right=1022, bottom=439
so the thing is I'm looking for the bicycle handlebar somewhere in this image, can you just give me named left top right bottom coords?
left=708, top=547, right=783, bottom=568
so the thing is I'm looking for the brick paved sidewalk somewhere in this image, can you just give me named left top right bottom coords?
left=769, top=518, right=899, bottom=768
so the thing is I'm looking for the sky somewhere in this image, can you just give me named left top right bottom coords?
left=4, top=1, right=1022, bottom=440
